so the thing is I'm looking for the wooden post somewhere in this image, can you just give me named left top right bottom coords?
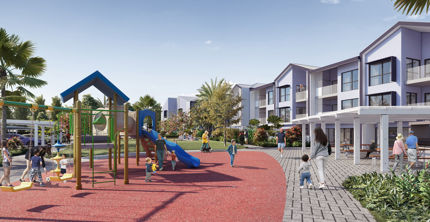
left=76, top=101, right=82, bottom=190
left=117, top=134, right=121, bottom=165
left=114, top=94, right=120, bottom=164
left=135, top=109, right=140, bottom=166
left=73, top=91, right=78, bottom=178
left=124, top=103, right=129, bottom=184
left=108, top=98, right=112, bottom=170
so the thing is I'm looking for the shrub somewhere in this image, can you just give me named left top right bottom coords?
left=253, top=128, right=268, bottom=143
left=196, top=130, right=205, bottom=138
left=256, top=141, right=277, bottom=147
left=226, top=128, right=240, bottom=141
left=165, top=131, right=178, bottom=138
left=343, top=169, right=430, bottom=221
left=292, top=141, right=302, bottom=147
left=260, top=124, right=271, bottom=131
left=285, top=125, right=302, bottom=144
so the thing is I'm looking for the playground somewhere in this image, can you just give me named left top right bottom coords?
left=0, top=152, right=285, bottom=221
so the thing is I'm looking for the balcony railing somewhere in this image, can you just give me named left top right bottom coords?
left=258, top=118, right=266, bottom=124
left=296, top=90, right=307, bottom=102
left=406, top=102, right=430, bottom=106
left=406, top=64, right=430, bottom=84
left=320, top=83, right=337, bottom=98
left=257, top=99, right=266, bottom=107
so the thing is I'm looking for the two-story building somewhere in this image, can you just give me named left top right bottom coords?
left=161, top=96, right=197, bottom=120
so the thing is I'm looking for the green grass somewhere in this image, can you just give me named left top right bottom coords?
left=176, top=139, right=244, bottom=150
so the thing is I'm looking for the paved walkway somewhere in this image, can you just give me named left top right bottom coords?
left=263, top=147, right=377, bottom=222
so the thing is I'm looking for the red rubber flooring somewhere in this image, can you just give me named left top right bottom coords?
left=0, top=151, right=285, bottom=222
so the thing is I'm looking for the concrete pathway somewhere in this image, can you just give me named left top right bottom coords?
left=7, top=154, right=57, bottom=184
left=262, top=147, right=377, bottom=222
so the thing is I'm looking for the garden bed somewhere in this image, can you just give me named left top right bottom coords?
left=343, top=170, right=430, bottom=221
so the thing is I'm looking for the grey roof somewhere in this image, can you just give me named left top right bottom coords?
left=311, top=56, right=360, bottom=73
left=274, top=63, right=319, bottom=82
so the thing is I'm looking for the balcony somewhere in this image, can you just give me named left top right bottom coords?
left=319, top=83, right=337, bottom=98
left=406, top=64, right=430, bottom=86
left=258, top=118, right=266, bottom=124
left=295, top=113, right=307, bottom=119
left=406, top=102, right=430, bottom=106
left=296, top=90, right=307, bottom=102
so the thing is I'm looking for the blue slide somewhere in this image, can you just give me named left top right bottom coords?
left=142, top=129, right=200, bottom=168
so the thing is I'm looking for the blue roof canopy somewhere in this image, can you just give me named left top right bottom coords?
left=60, top=71, right=129, bottom=105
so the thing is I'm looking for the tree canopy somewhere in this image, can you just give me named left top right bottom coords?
left=82, top=94, right=103, bottom=110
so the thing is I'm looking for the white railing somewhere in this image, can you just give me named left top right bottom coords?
left=296, top=90, right=307, bottom=102
left=295, top=113, right=307, bottom=119
left=321, top=83, right=337, bottom=97
left=406, top=102, right=430, bottom=106
left=407, top=64, right=430, bottom=82
left=258, top=118, right=266, bottom=124
left=258, top=99, right=266, bottom=107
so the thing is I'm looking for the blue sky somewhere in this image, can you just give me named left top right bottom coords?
left=1, top=0, right=430, bottom=106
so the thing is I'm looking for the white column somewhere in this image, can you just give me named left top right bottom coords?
left=380, top=115, right=389, bottom=173
left=41, top=126, right=45, bottom=146
left=335, top=120, right=341, bottom=160
left=34, top=124, right=38, bottom=146
left=321, top=122, right=326, bottom=134
left=353, top=118, right=361, bottom=165
left=302, top=123, right=306, bottom=151
left=51, top=127, right=55, bottom=145
left=60, top=131, right=63, bottom=143
left=310, top=122, right=316, bottom=151
left=397, top=121, right=403, bottom=135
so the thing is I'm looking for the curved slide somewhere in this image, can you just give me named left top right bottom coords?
left=142, top=129, right=200, bottom=168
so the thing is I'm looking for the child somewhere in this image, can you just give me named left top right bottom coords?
left=298, top=154, right=312, bottom=189
left=227, top=139, right=238, bottom=167
left=0, top=140, right=13, bottom=187
left=30, top=151, right=45, bottom=187
left=171, top=150, right=177, bottom=171
left=59, top=154, right=67, bottom=175
left=145, top=157, right=153, bottom=182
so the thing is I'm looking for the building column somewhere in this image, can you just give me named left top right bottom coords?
left=353, top=118, right=361, bottom=165
left=34, top=124, right=38, bottom=146
left=335, top=120, right=341, bottom=160
left=380, top=115, right=389, bottom=173
left=397, top=121, right=403, bottom=135
left=321, top=122, right=326, bottom=134
left=310, top=122, right=315, bottom=151
left=301, top=123, right=306, bottom=151
left=41, top=126, right=45, bottom=146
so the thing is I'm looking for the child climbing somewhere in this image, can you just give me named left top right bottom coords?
left=30, top=151, right=45, bottom=187
left=171, top=150, right=177, bottom=171
left=145, top=157, right=153, bottom=182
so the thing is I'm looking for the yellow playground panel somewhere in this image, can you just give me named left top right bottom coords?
left=0, top=182, right=33, bottom=192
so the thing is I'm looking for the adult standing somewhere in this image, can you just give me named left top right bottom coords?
left=0, top=140, right=13, bottom=187
left=392, top=133, right=407, bottom=172
left=405, top=130, right=419, bottom=169
left=310, top=127, right=329, bottom=189
left=276, top=128, right=286, bottom=158
left=154, top=134, right=168, bottom=171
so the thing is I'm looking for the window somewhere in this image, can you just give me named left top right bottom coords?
left=369, top=59, right=393, bottom=86
left=425, top=93, right=430, bottom=105
left=296, top=84, right=306, bottom=92
left=341, top=69, right=358, bottom=92
left=268, top=110, right=274, bottom=117
left=369, top=92, right=395, bottom=106
left=163, top=110, right=167, bottom=118
left=268, top=91, right=273, bottom=105
left=425, top=59, right=430, bottom=77
left=279, top=107, right=290, bottom=122
left=296, top=107, right=306, bottom=115
left=341, top=98, right=359, bottom=110
left=279, top=86, right=290, bottom=102
left=406, top=58, right=421, bottom=80
left=406, top=92, right=417, bottom=105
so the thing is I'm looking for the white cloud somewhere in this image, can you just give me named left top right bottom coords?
left=205, top=40, right=212, bottom=45
left=320, top=0, right=340, bottom=4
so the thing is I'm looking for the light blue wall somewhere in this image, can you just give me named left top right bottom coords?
left=337, top=61, right=359, bottom=110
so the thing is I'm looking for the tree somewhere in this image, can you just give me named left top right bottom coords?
left=82, top=94, right=103, bottom=110
left=394, top=0, right=430, bottom=15
left=132, top=95, right=162, bottom=130
left=32, top=95, right=46, bottom=120
left=160, top=112, right=192, bottom=135
left=51, top=96, right=62, bottom=121
left=0, top=28, right=47, bottom=140
left=196, top=78, right=225, bottom=100
left=267, top=115, right=282, bottom=129
left=248, top=119, right=260, bottom=128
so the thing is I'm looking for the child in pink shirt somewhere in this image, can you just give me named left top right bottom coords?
left=392, top=133, right=407, bottom=172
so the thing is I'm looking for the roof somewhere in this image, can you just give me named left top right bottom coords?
left=60, top=71, right=129, bottom=105
left=361, top=21, right=430, bottom=56
left=311, top=56, right=360, bottom=73
left=274, top=63, right=319, bottom=82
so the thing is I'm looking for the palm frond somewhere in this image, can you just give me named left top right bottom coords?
left=21, top=57, right=46, bottom=76
left=15, top=86, right=35, bottom=98
left=394, top=0, right=430, bottom=15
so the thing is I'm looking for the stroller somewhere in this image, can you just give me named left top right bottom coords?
left=201, top=143, right=212, bottom=153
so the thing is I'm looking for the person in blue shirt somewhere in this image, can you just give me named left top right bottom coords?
left=30, top=151, right=45, bottom=187
left=227, top=139, right=238, bottom=167
left=405, top=130, right=419, bottom=169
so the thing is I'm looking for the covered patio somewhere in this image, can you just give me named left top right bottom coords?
left=293, top=106, right=430, bottom=172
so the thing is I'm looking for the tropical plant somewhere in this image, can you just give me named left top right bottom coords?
left=51, top=96, right=62, bottom=121
left=82, top=94, right=103, bottom=110
left=394, top=0, right=430, bottom=15
left=248, top=119, right=260, bottom=128
left=285, top=125, right=302, bottom=143
left=0, top=28, right=47, bottom=140
left=196, top=78, right=225, bottom=100
left=160, top=111, right=192, bottom=136
left=253, top=128, right=268, bottom=143
left=7, top=136, right=23, bottom=150
left=32, top=95, right=46, bottom=120
left=132, top=95, right=162, bottom=129
left=267, top=115, right=282, bottom=129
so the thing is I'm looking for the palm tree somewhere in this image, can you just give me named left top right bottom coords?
left=0, top=28, right=47, bottom=140
left=196, top=78, right=225, bottom=100
left=394, top=0, right=430, bottom=15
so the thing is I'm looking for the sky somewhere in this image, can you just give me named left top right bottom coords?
left=1, top=0, right=430, bottom=107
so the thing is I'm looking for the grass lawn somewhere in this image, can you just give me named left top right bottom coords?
left=55, top=139, right=244, bottom=158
